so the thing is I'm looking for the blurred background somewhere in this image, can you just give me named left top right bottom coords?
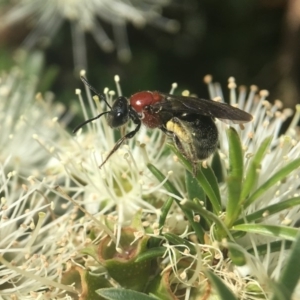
left=0, top=0, right=298, bottom=121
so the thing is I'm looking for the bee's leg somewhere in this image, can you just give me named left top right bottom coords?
left=99, top=121, right=141, bottom=168
left=172, top=135, right=198, bottom=176
left=160, top=120, right=198, bottom=176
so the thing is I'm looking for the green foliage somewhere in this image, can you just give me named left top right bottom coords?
left=96, top=288, right=157, bottom=300
left=138, top=125, right=300, bottom=298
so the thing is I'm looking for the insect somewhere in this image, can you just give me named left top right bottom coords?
left=73, top=76, right=253, bottom=174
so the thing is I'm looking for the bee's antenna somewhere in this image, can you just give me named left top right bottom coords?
left=80, top=76, right=112, bottom=109
left=73, top=111, right=110, bottom=133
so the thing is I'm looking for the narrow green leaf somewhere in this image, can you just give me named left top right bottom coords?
left=167, top=143, right=221, bottom=213
left=96, top=288, right=157, bottom=300
left=147, top=195, right=171, bottom=260
left=245, top=158, right=300, bottom=207
left=164, top=233, right=196, bottom=254
left=147, top=163, right=205, bottom=243
left=234, top=197, right=300, bottom=225
left=226, top=127, right=244, bottom=179
left=159, top=197, right=173, bottom=233
left=183, top=201, right=234, bottom=241
left=225, top=127, right=244, bottom=227
left=185, top=170, right=211, bottom=229
left=271, top=234, right=300, bottom=300
left=227, top=244, right=247, bottom=266
left=211, top=151, right=224, bottom=182
left=185, top=170, right=205, bottom=204
left=135, top=247, right=166, bottom=263
left=205, top=270, right=238, bottom=300
left=240, top=136, right=272, bottom=202
left=231, top=224, right=299, bottom=241
left=196, top=166, right=222, bottom=214
left=147, top=163, right=181, bottom=198
left=200, top=165, right=221, bottom=206
left=247, top=240, right=293, bottom=256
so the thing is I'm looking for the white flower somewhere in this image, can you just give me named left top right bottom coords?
left=4, top=63, right=298, bottom=298
left=0, top=51, right=69, bottom=177
left=205, top=75, right=300, bottom=217
left=35, top=72, right=185, bottom=249
left=0, top=51, right=83, bottom=298
left=0, top=0, right=179, bottom=67
left=0, top=159, right=80, bottom=299
left=201, top=75, right=300, bottom=298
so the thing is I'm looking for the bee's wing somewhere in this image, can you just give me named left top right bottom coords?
left=157, top=93, right=253, bottom=124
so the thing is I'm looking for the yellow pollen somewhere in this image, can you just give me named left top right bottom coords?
left=166, top=121, right=191, bottom=142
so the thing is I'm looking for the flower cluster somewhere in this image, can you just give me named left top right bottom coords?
left=1, top=54, right=300, bottom=298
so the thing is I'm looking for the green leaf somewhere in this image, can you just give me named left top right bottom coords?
left=96, top=288, right=157, bottom=300
left=195, top=166, right=222, bottom=214
left=185, top=170, right=211, bottom=229
left=231, top=224, right=299, bottom=241
left=227, top=244, right=247, bottom=266
left=200, top=165, right=221, bottom=206
left=135, top=247, right=166, bottom=263
left=147, top=163, right=181, bottom=199
left=164, top=233, right=196, bottom=254
left=97, top=231, right=151, bottom=291
left=158, top=196, right=173, bottom=233
left=240, top=136, right=272, bottom=202
left=211, top=151, right=224, bottom=182
left=205, top=270, right=238, bottom=300
left=225, top=127, right=244, bottom=227
left=247, top=240, right=293, bottom=256
left=185, top=170, right=205, bottom=204
left=60, top=266, right=111, bottom=300
left=271, top=234, right=300, bottom=300
left=183, top=201, right=233, bottom=241
left=234, top=197, right=300, bottom=225
left=147, top=163, right=205, bottom=243
left=245, top=158, right=300, bottom=207
left=81, top=245, right=99, bottom=262
left=149, top=196, right=174, bottom=248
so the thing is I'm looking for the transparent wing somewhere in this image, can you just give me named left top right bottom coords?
left=156, top=92, right=253, bottom=124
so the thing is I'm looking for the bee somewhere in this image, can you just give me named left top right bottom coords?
left=74, top=77, right=253, bottom=174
